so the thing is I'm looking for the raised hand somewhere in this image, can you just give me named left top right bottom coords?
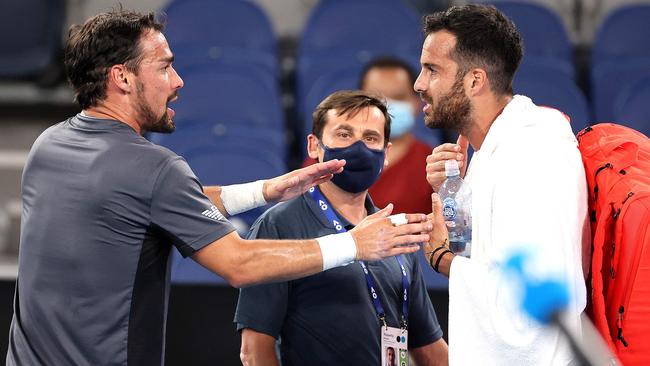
left=350, top=204, right=432, bottom=261
left=263, top=159, right=345, bottom=202
left=426, top=135, right=469, bottom=191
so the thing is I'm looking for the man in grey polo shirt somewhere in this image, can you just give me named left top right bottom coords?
left=6, top=10, right=433, bottom=366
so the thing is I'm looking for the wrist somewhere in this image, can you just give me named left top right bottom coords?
left=315, top=232, right=356, bottom=271
left=220, top=180, right=267, bottom=215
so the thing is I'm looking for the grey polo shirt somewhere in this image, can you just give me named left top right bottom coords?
left=7, top=114, right=235, bottom=365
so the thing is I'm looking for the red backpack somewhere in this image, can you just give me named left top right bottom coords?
left=577, top=123, right=650, bottom=365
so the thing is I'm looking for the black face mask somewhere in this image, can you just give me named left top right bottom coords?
left=320, top=140, right=385, bottom=193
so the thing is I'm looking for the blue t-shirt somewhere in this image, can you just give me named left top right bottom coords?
left=8, top=115, right=235, bottom=366
left=235, top=189, right=443, bottom=365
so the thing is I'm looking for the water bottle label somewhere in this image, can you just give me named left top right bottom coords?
left=442, top=197, right=457, bottom=220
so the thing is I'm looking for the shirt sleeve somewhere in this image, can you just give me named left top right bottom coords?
left=406, top=253, right=444, bottom=348
left=234, top=215, right=289, bottom=338
left=150, top=157, right=235, bottom=257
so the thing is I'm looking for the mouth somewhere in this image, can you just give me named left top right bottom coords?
left=166, top=93, right=179, bottom=118
left=421, top=100, right=432, bottom=115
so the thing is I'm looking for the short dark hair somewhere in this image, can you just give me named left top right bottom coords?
left=358, top=56, right=417, bottom=89
left=423, top=4, right=523, bottom=95
left=312, top=90, right=391, bottom=146
left=64, top=9, right=164, bottom=109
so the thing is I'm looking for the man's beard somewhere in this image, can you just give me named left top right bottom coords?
left=423, top=76, right=472, bottom=134
left=135, top=82, right=176, bottom=134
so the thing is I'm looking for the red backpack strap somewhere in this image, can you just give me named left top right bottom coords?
left=590, top=203, right=617, bottom=351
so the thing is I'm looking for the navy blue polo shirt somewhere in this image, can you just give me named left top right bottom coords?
left=8, top=114, right=235, bottom=365
left=234, top=188, right=443, bottom=365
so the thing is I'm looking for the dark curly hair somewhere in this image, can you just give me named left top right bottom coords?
left=64, top=9, right=164, bottom=109
left=423, top=4, right=523, bottom=95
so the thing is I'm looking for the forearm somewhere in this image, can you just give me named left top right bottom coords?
left=193, top=232, right=326, bottom=288
left=411, top=339, right=449, bottom=366
left=240, top=329, right=280, bottom=366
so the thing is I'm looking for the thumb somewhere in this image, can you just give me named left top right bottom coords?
left=456, top=134, right=469, bottom=154
left=431, top=193, right=443, bottom=223
left=372, top=203, right=394, bottom=218
left=456, top=134, right=470, bottom=176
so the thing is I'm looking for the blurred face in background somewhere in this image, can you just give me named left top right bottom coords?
left=362, top=66, right=419, bottom=139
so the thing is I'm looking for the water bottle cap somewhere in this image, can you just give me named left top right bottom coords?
left=445, top=160, right=460, bottom=177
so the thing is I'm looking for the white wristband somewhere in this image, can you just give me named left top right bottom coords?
left=220, top=180, right=267, bottom=215
left=316, top=232, right=357, bottom=271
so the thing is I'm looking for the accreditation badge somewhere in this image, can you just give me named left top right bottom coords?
left=381, top=326, right=408, bottom=366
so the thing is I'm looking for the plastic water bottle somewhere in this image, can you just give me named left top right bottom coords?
left=438, top=160, right=472, bottom=257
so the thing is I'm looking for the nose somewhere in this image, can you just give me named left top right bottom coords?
left=413, top=69, right=426, bottom=94
left=171, top=66, right=184, bottom=90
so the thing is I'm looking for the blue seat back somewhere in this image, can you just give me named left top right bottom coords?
left=163, top=0, right=278, bottom=75
left=0, top=0, right=64, bottom=77
left=171, top=66, right=283, bottom=131
left=612, top=76, right=650, bottom=137
left=514, top=72, right=590, bottom=134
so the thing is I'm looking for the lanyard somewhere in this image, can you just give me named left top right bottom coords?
left=308, top=186, right=409, bottom=328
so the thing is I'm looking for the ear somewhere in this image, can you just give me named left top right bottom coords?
left=108, top=64, right=134, bottom=94
left=383, top=141, right=392, bottom=168
left=466, top=68, right=488, bottom=96
left=307, top=134, right=321, bottom=160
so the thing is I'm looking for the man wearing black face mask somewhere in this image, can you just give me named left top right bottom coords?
left=235, top=90, right=448, bottom=366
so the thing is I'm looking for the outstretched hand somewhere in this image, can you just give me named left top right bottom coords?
left=263, top=159, right=346, bottom=203
left=350, top=204, right=433, bottom=261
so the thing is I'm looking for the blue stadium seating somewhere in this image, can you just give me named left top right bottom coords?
left=163, top=0, right=278, bottom=76
left=492, top=1, right=574, bottom=78
left=591, top=4, right=650, bottom=122
left=171, top=143, right=287, bottom=284
left=0, top=0, right=64, bottom=77
left=590, top=60, right=650, bottom=123
left=514, top=71, right=590, bottom=134
left=592, top=4, right=650, bottom=64
left=297, top=0, right=423, bottom=108
left=170, top=66, right=284, bottom=131
left=612, top=76, right=650, bottom=137
left=150, top=123, right=287, bottom=162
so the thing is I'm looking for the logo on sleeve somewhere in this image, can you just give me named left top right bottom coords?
left=201, top=205, right=225, bottom=221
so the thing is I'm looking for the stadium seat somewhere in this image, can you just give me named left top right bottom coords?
left=492, top=1, right=574, bottom=78
left=297, top=0, right=422, bottom=107
left=171, top=143, right=287, bottom=284
left=163, top=0, right=278, bottom=76
left=0, top=0, right=64, bottom=77
left=592, top=4, right=650, bottom=64
left=170, top=66, right=284, bottom=131
left=590, top=60, right=650, bottom=122
left=612, top=76, right=650, bottom=137
left=514, top=71, right=590, bottom=134
left=150, top=123, right=287, bottom=162
left=591, top=4, right=650, bottom=122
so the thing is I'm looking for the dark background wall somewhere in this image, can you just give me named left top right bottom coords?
left=0, top=281, right=448, bottom=366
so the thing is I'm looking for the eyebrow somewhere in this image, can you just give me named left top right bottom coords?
left=333, top=124, right=354, bottom=133
left=160, top=55, right=175, bottom=64
left=421, top=62, right=438, bottom=69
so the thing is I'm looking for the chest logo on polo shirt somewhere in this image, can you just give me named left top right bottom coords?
left=201, top=205, right=225, bottom=221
